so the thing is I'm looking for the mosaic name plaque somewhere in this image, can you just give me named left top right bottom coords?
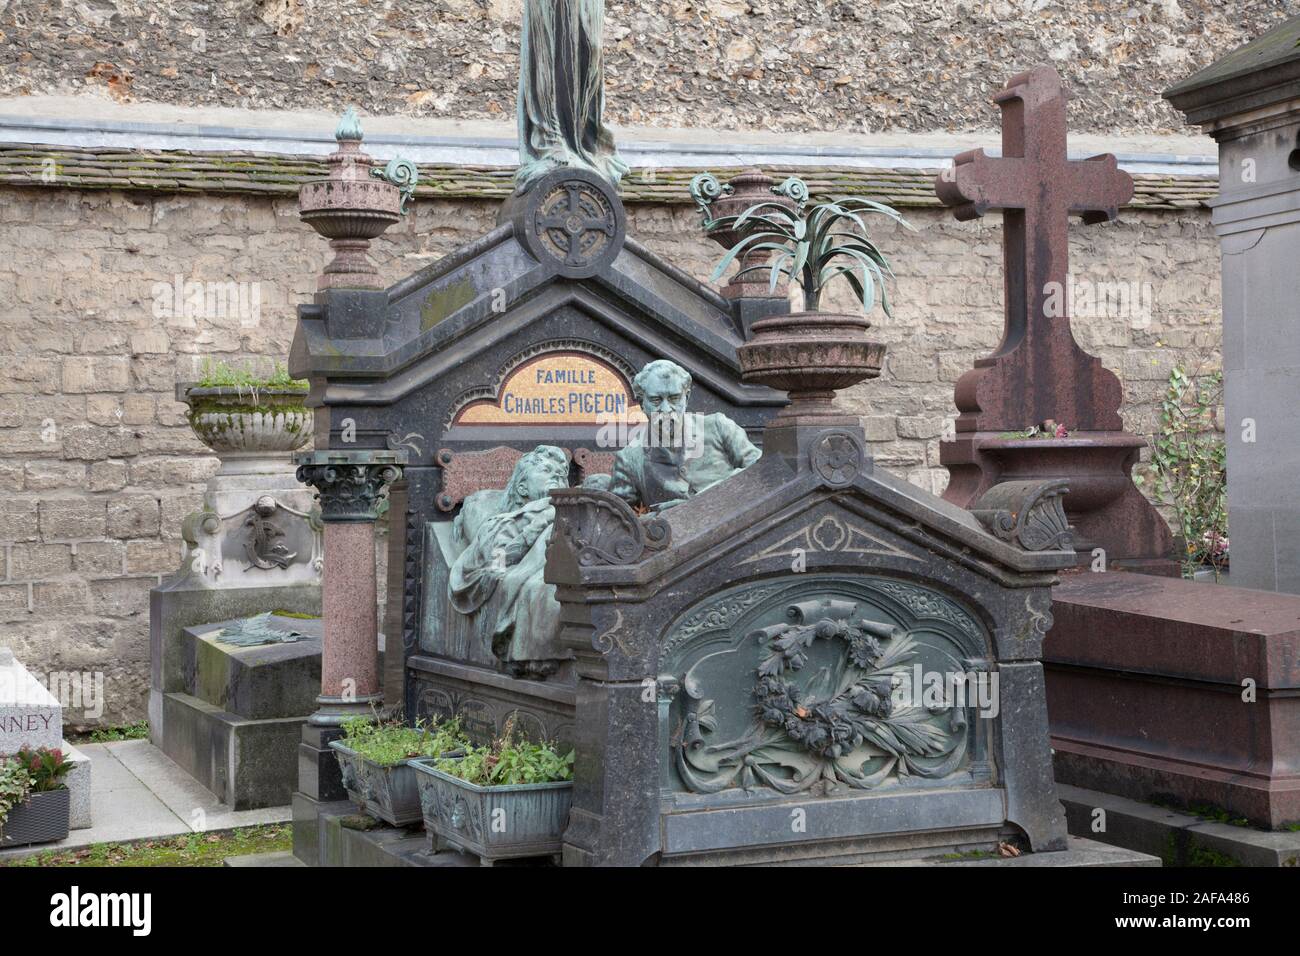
left=452, top=351, right=645, bottom=426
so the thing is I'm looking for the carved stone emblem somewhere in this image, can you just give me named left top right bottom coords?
left=535, top=179, right=617, bottom=269
left=242, top=496, right=297, bottom=570
left=549, top=488, right=670, bottom=567
left=513, top=169, right=625, bottom=278
left=811, top=431, right=865, bottom=486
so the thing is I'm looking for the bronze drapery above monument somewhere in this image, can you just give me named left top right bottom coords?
left=516, top=0, right=628, bottom=193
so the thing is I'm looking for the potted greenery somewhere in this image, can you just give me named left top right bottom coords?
left=707, top=179, right=909, bottom=315
left=178, top=359, right=312, bottom=458
left=0, top=746, right=73, bottom=847
left=330, top=716, right=469, bottom=826
left=411, top=718, right=574, bottom=864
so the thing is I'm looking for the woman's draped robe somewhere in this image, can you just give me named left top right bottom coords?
left=516, top=0, right=628, bottom=192
left=448, top=497, right=564, bottom=664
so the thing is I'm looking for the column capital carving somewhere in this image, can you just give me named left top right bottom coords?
left=295, top=449, right=407, bottom=522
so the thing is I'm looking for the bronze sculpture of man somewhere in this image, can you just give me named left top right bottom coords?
left=609, top=360, right=761, bottom=511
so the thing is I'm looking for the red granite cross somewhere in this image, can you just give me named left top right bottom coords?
left=935, top=65, right=1132, bottom=433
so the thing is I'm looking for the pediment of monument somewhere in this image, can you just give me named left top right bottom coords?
left=290, top=214, right=778, bottom=411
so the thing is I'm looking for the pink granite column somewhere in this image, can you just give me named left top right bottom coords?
left=319, top=521, right=380, bottom=711
left=296, top=450, right=406, bottom=726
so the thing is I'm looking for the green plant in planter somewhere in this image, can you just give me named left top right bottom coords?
left=194, top=359, right=308, bottom=392
left=1135, top=362, right=1227, bottom=578
left=431, top=720, right=573, bottom=786
left=15, top=746, right=73, bottom=792
left=706, top=178, right=912, bottom=315
left=0, top=758, right=33, bottom=828
left=339, top=716, right=469, bottom=766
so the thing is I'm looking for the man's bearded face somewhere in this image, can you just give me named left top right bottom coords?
left=639, top=369, right=690, bottom=448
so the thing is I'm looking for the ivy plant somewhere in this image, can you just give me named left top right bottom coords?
left=0, top=757, right=33, bottom=827
left=1136, top=363, right=1227, bottom=578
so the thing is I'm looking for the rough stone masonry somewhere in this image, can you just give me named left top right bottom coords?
left=0, top=0, right=1293, bottom=136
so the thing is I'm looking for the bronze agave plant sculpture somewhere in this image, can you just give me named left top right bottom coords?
left=692, top=173, right=913, bottom=425
left=697, top=175, right=911, bottom=315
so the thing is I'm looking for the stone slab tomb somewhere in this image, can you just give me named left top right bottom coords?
left=1046, top=572, right=1300, bottom=830
left=548, top=405, right=1077, bottom=864
left=285, top=118, right=1087, bottom=863
left=285, top=41, right=1087, bottom=862
left=162, top=615, right=322, bottom=809
left=0, top=648, right=92, bottom=830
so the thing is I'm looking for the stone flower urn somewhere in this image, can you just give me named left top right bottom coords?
left=178, top=384, right=313, bottom=466
left=737, top=311, right=885, bottom=427
left=695, top=168, right=799, bottom=301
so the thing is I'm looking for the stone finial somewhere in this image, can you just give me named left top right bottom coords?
left=298, top=108, right=403, bottom=291
left=335, top=105, right=364, bottom=142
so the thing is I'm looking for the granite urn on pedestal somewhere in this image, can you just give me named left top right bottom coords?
left=149, top=380, right=322, bottom=810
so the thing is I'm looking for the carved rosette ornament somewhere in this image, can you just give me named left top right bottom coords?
left=811, top=430, right=866, bottom=487
left=295, top=450, right=408, bottom=522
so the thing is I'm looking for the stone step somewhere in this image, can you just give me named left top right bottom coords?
left=159, top=692, right=305, bottom=809
left=864, top=836, right=1160, bottom=867
left=1060, top=783, right=1300, bottom=867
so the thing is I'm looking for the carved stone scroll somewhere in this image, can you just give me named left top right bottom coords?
left=971, top=479, right=1074, bottom=552
left=549, top=488, right=670, bottom=567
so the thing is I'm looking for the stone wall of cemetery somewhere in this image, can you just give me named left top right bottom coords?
left=1, top=0, right=1292, bottom=136
left=0, top=184, right=1221, bottom=726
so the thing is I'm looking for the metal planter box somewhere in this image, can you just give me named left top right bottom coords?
left=328, top=741, right=423, bottom=827
left=411, top=759, right=572, bottom=864
left=1, top=788, right=70, bottom=847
